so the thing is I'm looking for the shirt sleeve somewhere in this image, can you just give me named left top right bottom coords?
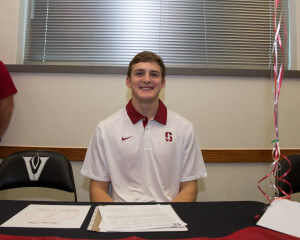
left=180, top=123, right=207, bottom=182
left=80, top=123, right=111, bottom=182
left=0, top=61, right=17, bottom=100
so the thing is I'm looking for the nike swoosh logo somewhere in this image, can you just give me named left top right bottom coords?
left=122, top=136, right=132, bottom=141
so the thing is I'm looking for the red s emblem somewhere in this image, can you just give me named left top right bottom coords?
left=165, top=132, right=173, bottom=142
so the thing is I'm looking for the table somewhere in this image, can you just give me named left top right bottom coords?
left=0, top=200, right=296, bottom=240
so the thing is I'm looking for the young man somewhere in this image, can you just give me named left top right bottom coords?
left=0, top=61, right=17, bottom=140
left=81, top=51, right=207, bottom=202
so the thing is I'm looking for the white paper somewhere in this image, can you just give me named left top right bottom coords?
left=1, top=204, right=91, bottom=228
left=98, top=204, right=187, bottom=232
left=257, top=199, right=300, bottom=238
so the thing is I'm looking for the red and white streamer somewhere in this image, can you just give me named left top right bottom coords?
left=258, top=0, right=291, bottom=203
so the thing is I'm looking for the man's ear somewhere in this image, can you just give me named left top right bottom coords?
left=126, top=76, right=131, bottom=88
left=162, top=78, right=166, bottom=88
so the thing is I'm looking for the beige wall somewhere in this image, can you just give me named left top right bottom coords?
left=289, top=0, right=300, bottom=69
left=1, top=0, right=299, bottom=202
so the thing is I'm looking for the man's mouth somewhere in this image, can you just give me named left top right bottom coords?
left=139, top=87, right=153, bottom=90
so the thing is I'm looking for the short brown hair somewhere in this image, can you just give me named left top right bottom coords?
left=127, top=51, right=166, bottom=79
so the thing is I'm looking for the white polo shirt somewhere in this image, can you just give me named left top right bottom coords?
left=81, top=100, right=207, bottom=202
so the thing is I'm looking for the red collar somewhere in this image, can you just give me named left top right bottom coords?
left=126, top=99, right=167, bottom=126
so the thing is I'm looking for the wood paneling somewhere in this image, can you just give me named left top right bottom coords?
left=0, top=146, right=299, bottom=163
left=0, top=146, right=86, bottom=162
left=202, top=149, right=300, bottom=163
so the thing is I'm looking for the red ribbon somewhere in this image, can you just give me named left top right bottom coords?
left=258, top=0, right=291, bottom=203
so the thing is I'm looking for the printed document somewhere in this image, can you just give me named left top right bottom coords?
left=1, top=204, right=91, bottom=228
left=96, top=204, right=187, bottom=232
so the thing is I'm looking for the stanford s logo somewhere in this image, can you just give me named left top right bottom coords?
left=165, top=132, right=173, bottom=142
left=23, top=154, right=49, bottom=181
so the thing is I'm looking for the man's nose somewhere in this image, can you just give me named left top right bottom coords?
left=142, top=73, right=151, bottom=83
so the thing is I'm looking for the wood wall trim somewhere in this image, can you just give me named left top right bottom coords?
left=0, top=146, right=87, bottom=162
left=0, top=146, right=299, bottom=163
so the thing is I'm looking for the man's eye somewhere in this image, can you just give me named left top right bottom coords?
left=135, top=72, right=143, bottom=76
left=151, top=73, right=159, bottom=77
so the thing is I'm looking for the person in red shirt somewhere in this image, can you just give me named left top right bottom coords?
left=0, top=60, right=17, bottom=140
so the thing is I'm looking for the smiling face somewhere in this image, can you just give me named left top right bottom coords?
left=126, top=61, right=165, bottom=104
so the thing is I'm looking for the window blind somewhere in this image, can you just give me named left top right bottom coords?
left=23, top=0, right=289, bottom=70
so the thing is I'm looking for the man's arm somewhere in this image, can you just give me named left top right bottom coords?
left=90, top=179, right=113, bottom=202
left=173, top=180, right=198, bottom=202
left=0, top=95, right=14, bottom=139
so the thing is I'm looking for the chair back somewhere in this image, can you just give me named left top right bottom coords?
left=0, top=150, right=77, bottom=201
left=277, top=154, right=300, bottom=196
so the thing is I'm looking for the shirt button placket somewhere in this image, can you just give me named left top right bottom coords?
left=144, top=122, right=151, bottom=149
